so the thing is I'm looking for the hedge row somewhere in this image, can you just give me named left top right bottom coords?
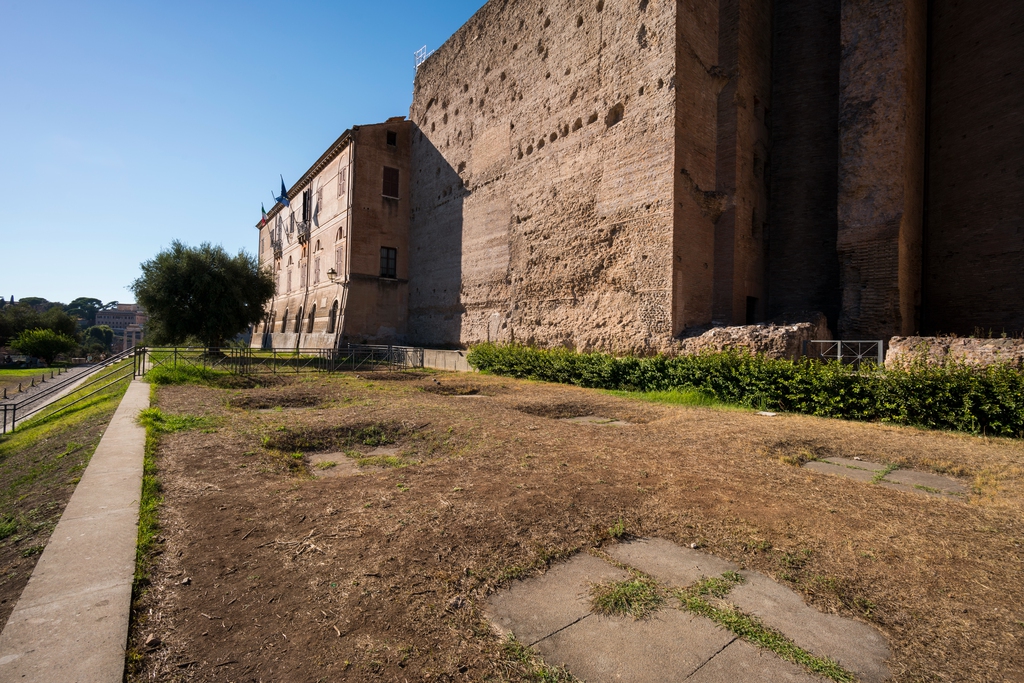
left=466, top=343, right=1024, bottom=438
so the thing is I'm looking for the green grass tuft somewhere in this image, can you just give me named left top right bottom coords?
left=0, top=516, right=17, bottom=540
left=145, top=364, right=228, bottom=386
left=137, top=407, right=214, bottom=434
left=591, top=576, right=664, bottom=620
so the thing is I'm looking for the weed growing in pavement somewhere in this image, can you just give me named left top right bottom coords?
left=358, top=455, right=408, bottom=468
left=590, top=576, right=664, bottom=620
left=676, top=572, right=855, bottom=683
left=872, top=463, right=899, bottom=483
left=500, top=635, right=579, bottom=682
left=315, top=461, right=337, bottom=469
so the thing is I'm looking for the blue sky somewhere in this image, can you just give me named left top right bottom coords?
left=0, top=0, right=483, bottom=305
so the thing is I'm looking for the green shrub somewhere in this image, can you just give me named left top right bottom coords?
left=467, top=344, right=1024, bottom=438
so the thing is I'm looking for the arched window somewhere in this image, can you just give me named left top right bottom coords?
left=327, top=300, right=339, bottom=334
left=294, top=306, right=303, bottom=334
left=288, top=255, right=293, bottom=266
left=315, top=239, right=321, bottom=252
left=307, top=305, right=316, bottom=333
left=336, top=227, right=343, bottom=241
left=280, top=309, right=289, bottom=333
left=268, top=312, right=276, bottom=333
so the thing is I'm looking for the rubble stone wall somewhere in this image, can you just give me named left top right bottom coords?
left=409, top=0, right=680, bottom=353
left=886, top=337, right=1024, bottom=369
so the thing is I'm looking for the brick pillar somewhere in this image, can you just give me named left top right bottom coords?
left=837, top=0, right=927, bottom=338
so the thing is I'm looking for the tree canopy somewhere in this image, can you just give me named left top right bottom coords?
left=10, top=329, right=78, bottom=365
left=0, top=304, right=79, bottom=346
left=131, top=241, right=274, bottom=347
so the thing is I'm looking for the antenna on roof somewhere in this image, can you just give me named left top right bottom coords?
left=414, top=45, right=432, bottom=70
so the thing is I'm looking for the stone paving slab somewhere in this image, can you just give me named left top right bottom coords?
left=686, top=639, right=825, bottom=682
left=606, top=538, right=739, bottom=588
left=728, top=570, right=890, bottom=683
left=804, top=460, right=878, bottom=483
left=884, top=468, right=966, bottom=494
left=0, top=380, right=149, bottom=683
left=822, top=456, right=887, bottom=473
left=535, top=609, right=735, bottom=682
left=485, top=553, right=628, bottom=646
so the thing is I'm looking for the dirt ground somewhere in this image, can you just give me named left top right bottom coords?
left=127, top=370, right=1024, bottom=682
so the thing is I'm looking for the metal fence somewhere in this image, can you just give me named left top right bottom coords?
left=803, top=340, right=885, bottom=367
left=133, top=344, right=426, bottom=379
left=2, top=349, right=137, bottom=434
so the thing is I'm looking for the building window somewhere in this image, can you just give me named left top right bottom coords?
left=380, top=247, right=397, bottom=278
left=314, top=256, right=320, bottom=284
left=387, top=130, right=398, bottom=147
left=300, top=262, right=307, bottom=288
left=307, top=305, right=316, bottom=333
left=382, top=167, right=400, bottom=198
left=302, top=189, right=311, bottom=222
left=281, top=309, right=289, bottom=333
left=328, top=300, right=339, bottom=334
left=338, top=166, right=347, bottom=197
left=286, top=269, right=292, bottom=292
left=294, top=307, right=303, bottom=334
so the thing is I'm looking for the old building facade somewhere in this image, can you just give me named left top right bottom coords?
left=258, top=0, right=1022, bottom=352
left=254, top=119, right=412, bottom=349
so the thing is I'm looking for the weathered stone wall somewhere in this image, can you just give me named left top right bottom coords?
left=679, top=312, right=831, bottom=361
left=922, top=1, right=1024, bottom=336
left=886, top=337, right=1024, bottom=369
left=837, top=0, right=927, bottom=339
left=409, top=0, right=680, bottom=353
left=767, top=0, right=841, bottom=328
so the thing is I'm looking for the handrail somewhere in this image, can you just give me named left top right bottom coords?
left=2, top=359, right=135, bottom=434
left=1, top=346, right=136, bottom=408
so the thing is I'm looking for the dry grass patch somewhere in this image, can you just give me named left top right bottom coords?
left=124, top=371, right=1024, bottom=682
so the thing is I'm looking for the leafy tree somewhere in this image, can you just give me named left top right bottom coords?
left=0, top=304, right=41, bottom=346
left=65, top=297, right=112, bottom=327
left=40, top=307, right=79, bottom=339
left=84, top=325, right=115, bottom=351
left=17, top=297, right=51, bottom=310
left=131, top=241, right=275, bottom=347
left=10, top=329, right=78, bottom=365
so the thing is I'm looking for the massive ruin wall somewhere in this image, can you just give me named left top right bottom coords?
left=767, top=0, right=841, bottom=329
left=408, top=0, right=679, bottom=353
left=922, top=0, right=1024, bottom=336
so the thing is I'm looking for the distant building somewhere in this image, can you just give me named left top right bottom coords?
left=96, top=304, right=148, bottom=334
left=253, top=119, right=411, bottom=349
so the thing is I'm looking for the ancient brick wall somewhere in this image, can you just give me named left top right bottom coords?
left=837, top=0, right=927, bottom=339
left=409, top=0, right=680, bottom=353
left=922, top=1, right=1024, bottom=336
left=766, top=0, right=841, bottom=331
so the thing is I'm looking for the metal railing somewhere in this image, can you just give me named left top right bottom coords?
left=2, top=352, right=136, bottom=435
left=133, top=344, right=426, bottom=379
left=804, top=340, right=885, bottom=367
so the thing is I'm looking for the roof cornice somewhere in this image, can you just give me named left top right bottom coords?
left=256, top=128, right=357, bottom=228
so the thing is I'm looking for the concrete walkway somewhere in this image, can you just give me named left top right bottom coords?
left=487, top=538, right=890, bottom=682
left=0, top=380, right=150, bottom=682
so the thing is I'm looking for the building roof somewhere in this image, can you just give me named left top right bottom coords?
left=256, top=117, right=407, bottom=229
